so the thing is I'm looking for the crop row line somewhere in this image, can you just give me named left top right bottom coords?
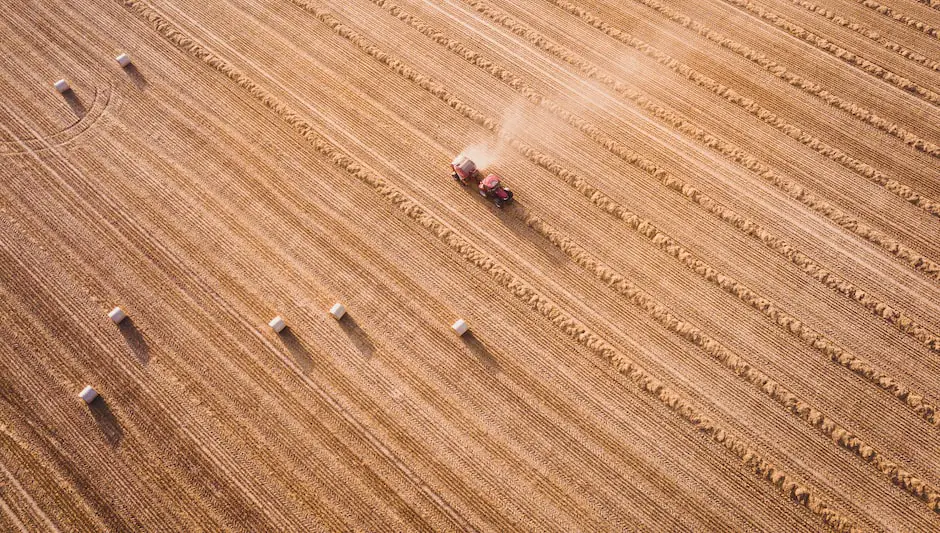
left=424, top=0, right=940, bottom=278
left=648, top=0, right=940, bottom=135
left=367, top=0, right=939, bottom=424
left=453, top=0, right=940, bottom=350
left=717, top=0, right=940, bottom=92
left=124, top=0, right=868, bottom=528
left=854, top=0, right=939, bottom=40
left=288, top=0, right=940, bottom=513
left=910, top=0, right=940, bottom=11
left=528, top=0, right=940, bottom=215
left=782, top=0, right=939, bottom=71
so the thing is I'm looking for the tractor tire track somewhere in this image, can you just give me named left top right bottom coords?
left=0, top=244, right=283, bottom=530
left=1, top=155, right=437, bottom=532
left=151, top=15, right=900, bottom=524
left=141, top=17, right=804, bottom=526
left=102, top=4, right=596, bottom=525
left=0, top=450, right=59, bottom=532
left=0, top=35, right=504, bottom=520
left=0, top=317, right=223, bottom=531
left=520, top=211, right=940, bottom=512
left=0, top=265, right=236, bottom=532
left=3, top=4, right=490, bottom=524
left=0, top=422, right=102, bottom=532
left=0, top=116, right=299, bottom=530
left=1, top=176, right=461, bottom=532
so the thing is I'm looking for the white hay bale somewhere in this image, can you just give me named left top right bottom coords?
left=108, top=307, right=126, bottom=324
left=79, top=385, right=98, bottom=404
left=53, top=79, right=70, bottom=93
left=451, top=319, right=469, bottom=336
left=329, top=303, right=346, bottom=320
left=115, top=53, right=131, bottom=68
left=269, top=316, right=286, bottom=333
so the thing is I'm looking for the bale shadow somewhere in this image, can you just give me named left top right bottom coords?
left=280, top=327, right=314, bottom=373
left=462, top=331, right=500, bottom=374
left=339, top=315, right=375, bottom=360
left=118, top=318, right=150, bottom=365
left=62, top=90, right=86, bottom=117
left=123, top=64, right=148, bottom=90
left=88, top=397, right=124, bottom=448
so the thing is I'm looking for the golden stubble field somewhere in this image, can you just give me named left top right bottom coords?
left=1, top=0, right=938, bottom=530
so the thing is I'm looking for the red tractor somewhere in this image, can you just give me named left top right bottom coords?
left=478, top=173, right=513, bottom=208
left=451, top=155, right=514, bottom=208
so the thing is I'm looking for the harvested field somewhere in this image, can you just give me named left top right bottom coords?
left=1, top=0, right=938, bottom=529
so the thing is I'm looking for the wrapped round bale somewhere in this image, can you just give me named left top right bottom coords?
left=269, top=316, right=286, bottom=333
left=79, top=385, right=98, bottom=404
left=451, top=319, right=469, bottom=336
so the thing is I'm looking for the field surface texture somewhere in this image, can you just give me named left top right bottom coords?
left=1, top=0, right=939, bottom=530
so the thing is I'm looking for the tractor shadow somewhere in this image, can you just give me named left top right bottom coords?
left=493, top=199, right=567, bottom=267
left=123, top=64, right=148, bottom=90
left=63, top=90, right=86, bottom=118
left=118, top=318, right=150, bottom=365
left=280, top=327, right=314, bottom=373
left=462, top=331, right=500, bottom=374
left=339, top=315, right=375, bottom=360
left=89, top=397, right=124, bottom=448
